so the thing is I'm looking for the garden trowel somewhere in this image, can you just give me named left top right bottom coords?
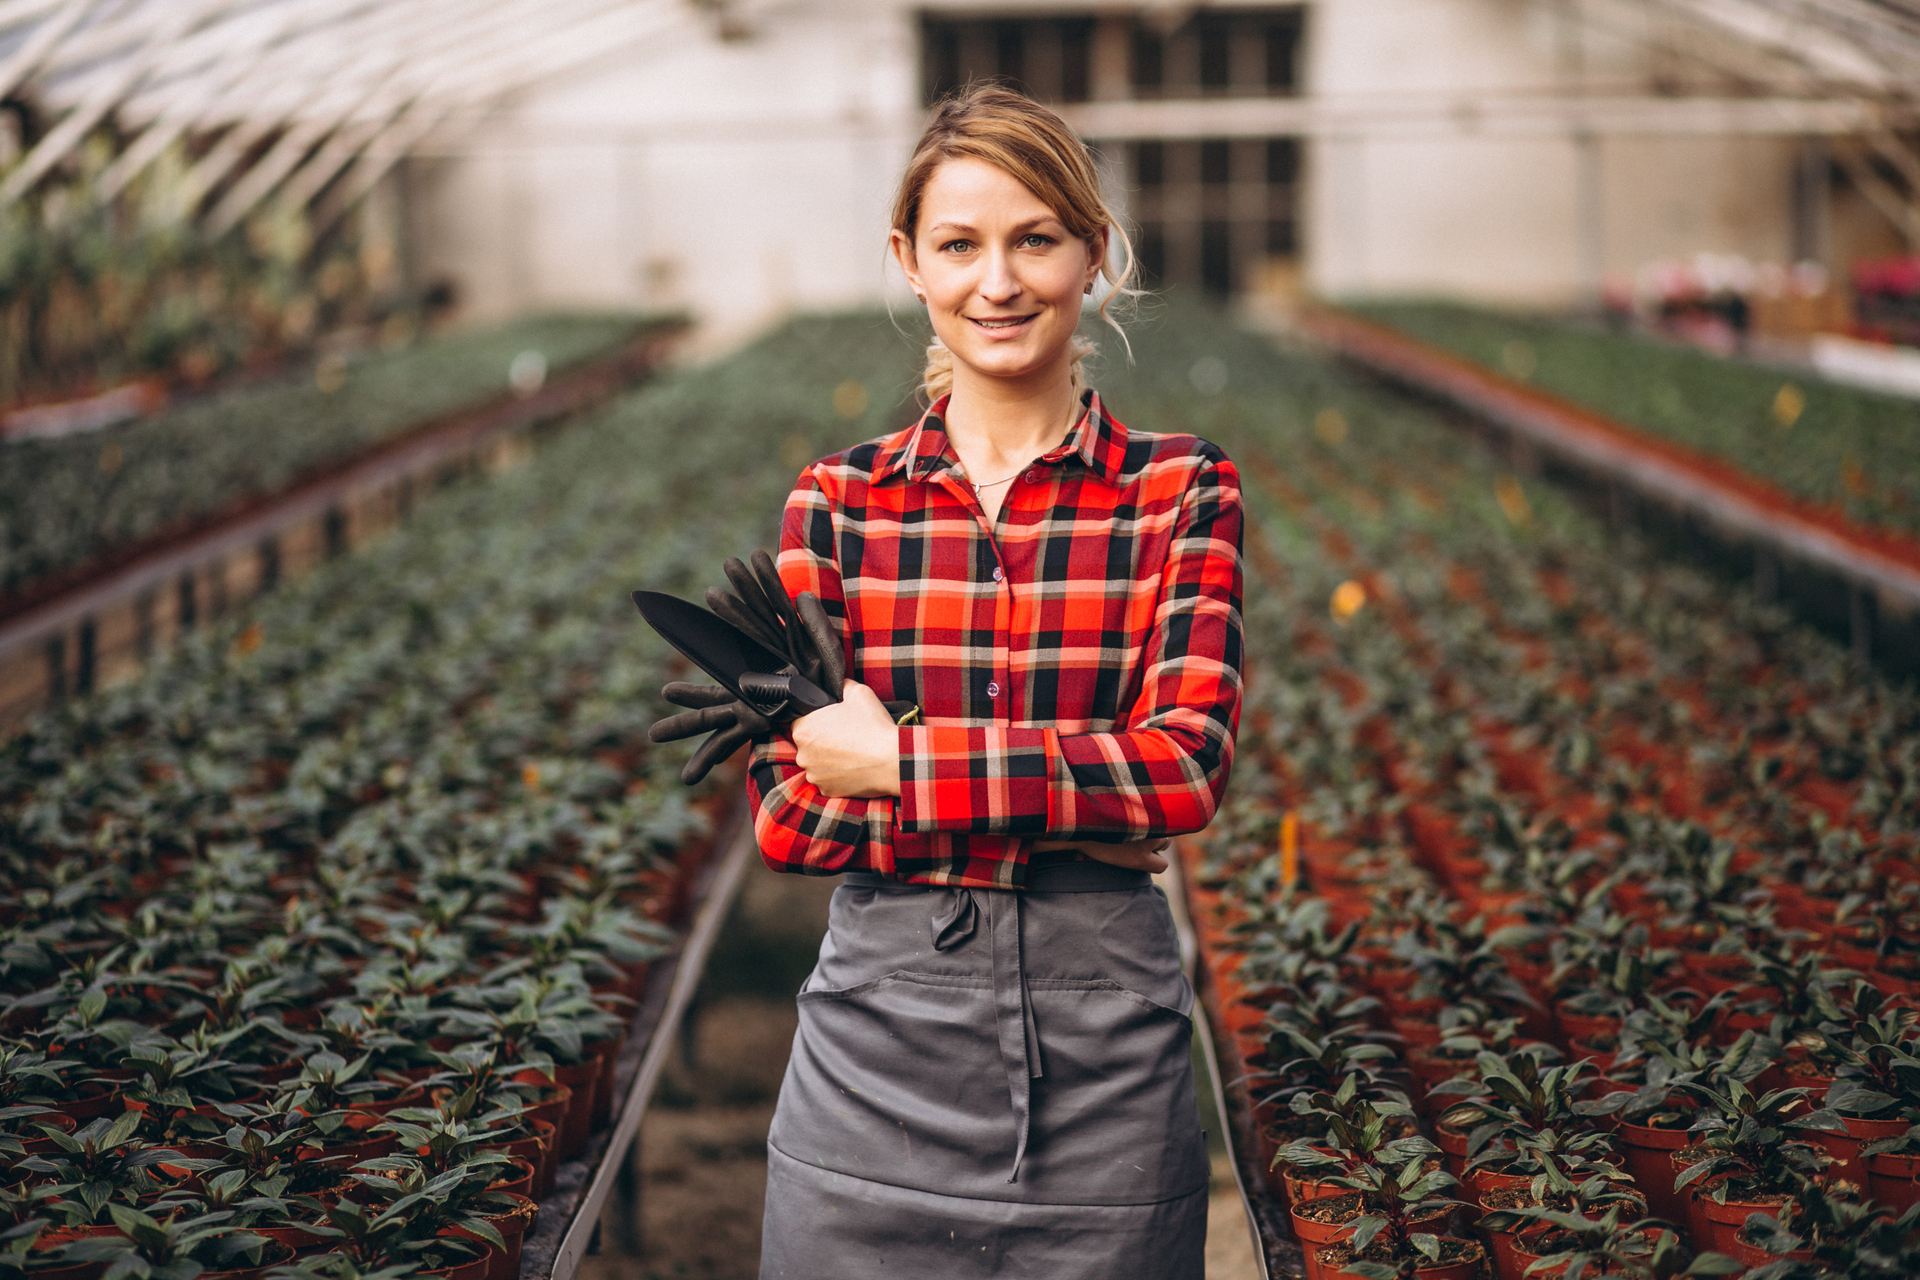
left=632, top=590, right=840, bottom=720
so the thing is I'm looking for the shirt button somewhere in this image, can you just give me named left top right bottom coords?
left=1023, top=469, right=1044, bottom=484
left=992, top=566, right=1004, bottom=583
left=987, top=681, right=1001, bottom=698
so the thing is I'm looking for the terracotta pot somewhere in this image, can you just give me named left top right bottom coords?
left=586, top=1039, right=621, bottom=1130
left=480, top=1118, right=555, bottom=1200
left=420, top=1255, right=490, bottom=1280
left=250, top=1223, right=335, bottom=1256
left=446, top=1194, right=538, bottom=1280
left=18, top=1110, right=78, bottom=1154
left=52, top=1081, right=118, bottom=1123
left=1732, top=1231, right=1813, bottom=1267
left=487, top=1157, right=537, bottom=1202
left=1670, top=1149, right=1726, bottom=1248
left=1291, top=1193, right=1362, bottom=1280
left=516, top=1066, right=595, bottom=1159
left=1867, top=1150, right=1920, bottom=1212
left=1280, top=1167, right=1345, bottom=1210
left=296, top=1130, right=396, bottom=1166
left=1318, top=1237, right=1486, bottom=1280
left=1509, top=1234, right=1590, bottom=1278
left=1554, top=1003, right=1622, bottom=1049
left=1466, top=1167, right=1534, bottom=1212
left=1700, top=1194, right=1789, bottom=1254
left=1817, top=1113, right=1908, bottom=1180
left=25, top=1262, right=107, bottom=1280
left=1433, top=1121, right=1473, bottom=1179
left=1407, top=1048, right=1472, bottom=1112
left=1615, top=1119, right=1696, bottom=1226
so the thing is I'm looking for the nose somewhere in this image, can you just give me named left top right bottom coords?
left=977, top=244, right=1021, bottom=305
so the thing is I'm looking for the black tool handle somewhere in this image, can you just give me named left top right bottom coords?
left=737, top=672, right=793, bottom=711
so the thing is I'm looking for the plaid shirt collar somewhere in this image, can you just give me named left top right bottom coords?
left=871, top=390, right=1129, bottom=488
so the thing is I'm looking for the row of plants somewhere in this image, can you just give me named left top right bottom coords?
left=1, top=311, right=662, bottom=599
left=0, top=312, right=928, bottom=1280
left=0, top=129, right=400, bottom=414
left=1343, top=299, right=1920, bottom=541
left=1072, top=302, right=1920, bottom=1278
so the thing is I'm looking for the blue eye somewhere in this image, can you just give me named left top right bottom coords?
left=1023, top=234, right=1053, bottom=248
left=943, top=240, right=973, bottom=254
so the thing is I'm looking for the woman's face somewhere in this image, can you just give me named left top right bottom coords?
left=892, top=157, right=1104, bottom=390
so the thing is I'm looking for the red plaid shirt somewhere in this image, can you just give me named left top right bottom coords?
left=747, top=391, right=1244, bottom=889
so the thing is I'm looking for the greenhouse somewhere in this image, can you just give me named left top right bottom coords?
left=2, top=3, right=1920, bottom=1280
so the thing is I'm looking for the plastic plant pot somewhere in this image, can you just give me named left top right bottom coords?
left=1867, top=1150, right=1920, bottom=1212
left=1815, top=1114, right=1908, bottom=1180
left=1614, top=1118, right=1695, bottom=1227
left=1701, top=1193, right=1789, bottom=1254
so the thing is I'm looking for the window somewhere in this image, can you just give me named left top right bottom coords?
left=921, top=15, right=1096, bottom=105
left=922, top=10, right=1306, bottom=297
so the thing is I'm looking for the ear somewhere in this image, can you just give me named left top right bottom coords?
left=1084, top=227, right=1108, bottom=294
left=889, top=228, right=924, bottom=300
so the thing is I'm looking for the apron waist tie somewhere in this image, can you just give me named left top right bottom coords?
left=929, top=886, right=1039, bottom=1183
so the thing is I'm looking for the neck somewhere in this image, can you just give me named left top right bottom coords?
left=941, top=355, right=1080, bottom=476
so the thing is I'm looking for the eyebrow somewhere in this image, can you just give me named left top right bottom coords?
left=926, top=216, right=1063, bottom=236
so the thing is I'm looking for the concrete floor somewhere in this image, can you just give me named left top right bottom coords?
left=579, top=867, right=1261, bottom=1280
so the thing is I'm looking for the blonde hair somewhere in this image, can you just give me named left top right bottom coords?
left=891, top=84, right=1137, bottom=404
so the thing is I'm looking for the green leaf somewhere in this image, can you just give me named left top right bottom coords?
left=1349, top=1215, right=1388, bottom=1254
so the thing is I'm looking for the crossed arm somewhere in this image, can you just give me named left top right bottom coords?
left=790, top=681, right=1176, bottom=873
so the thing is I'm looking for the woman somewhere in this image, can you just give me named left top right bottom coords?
left=749, top=85, right=1244, bottom=1279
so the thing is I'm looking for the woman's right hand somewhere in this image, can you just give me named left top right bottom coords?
left=1033, top=836, right=1170, bottom=874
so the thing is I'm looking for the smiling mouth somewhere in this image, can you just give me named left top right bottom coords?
left=969, top=315, right=1036, bottom=331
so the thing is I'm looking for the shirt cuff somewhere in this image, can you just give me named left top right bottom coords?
left=896, top=724, right=1055, bottom=835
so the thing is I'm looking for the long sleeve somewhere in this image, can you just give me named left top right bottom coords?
left=746, top=465, right=897, bottom=876
left=893, top=456, right=1244, bottom=840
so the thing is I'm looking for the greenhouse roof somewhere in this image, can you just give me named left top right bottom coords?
left=0, top=0, right=1913, bottom=226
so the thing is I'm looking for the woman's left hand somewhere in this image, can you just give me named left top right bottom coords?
left=1033, top=836, right=1171, bottom=873
left=793, top=680, right=903, bottom=798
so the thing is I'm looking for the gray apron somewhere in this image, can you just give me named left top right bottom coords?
left=760, top=860, right=1209, bottom=1279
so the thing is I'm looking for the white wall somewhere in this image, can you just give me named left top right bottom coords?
left=406, top=0, right=925, bottom=347
left=1305, top=0, right=1800, bottom=306
left=406, top=0, right=1813, bottom=332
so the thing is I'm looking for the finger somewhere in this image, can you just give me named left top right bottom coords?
left=724, top=557, right=789, bottom=642
left=662, top=682, right=735, bottom=709
left=682, top=726, right=752, bottom=785
left=648, top=705, right=738, bottom=743
left=731, top=697, right=775, bottom=736
left=706, top=588, right=788, bottom=657
left=795, top=593, right=845, bottom=695
left=751, top=548, right=803, bottom=638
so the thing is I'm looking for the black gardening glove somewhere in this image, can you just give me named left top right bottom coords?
left=649, top=550, right=918, bottom=785
left=648, top=681, right=777, bottom=785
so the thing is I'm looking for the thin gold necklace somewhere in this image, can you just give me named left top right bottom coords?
left=967, top=468, right=1025, bottom=492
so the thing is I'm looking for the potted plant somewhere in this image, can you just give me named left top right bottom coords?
left=1810, top=991, right=1920, bottom=1180
left=1669, top=1076, right=1841, bottom=1252
left=55, top=1207, right=292, bottom=1280
left=1275, top=1099, right=1454, bottom=1280
left=19, top=1114, right=183, bottom=1229
left=1734, top=1187, right=1920, bottom=1278
left=1500, top=1202, right=1743, bottom=1280
left=1296, top=1133, right=1482, bottom=1280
